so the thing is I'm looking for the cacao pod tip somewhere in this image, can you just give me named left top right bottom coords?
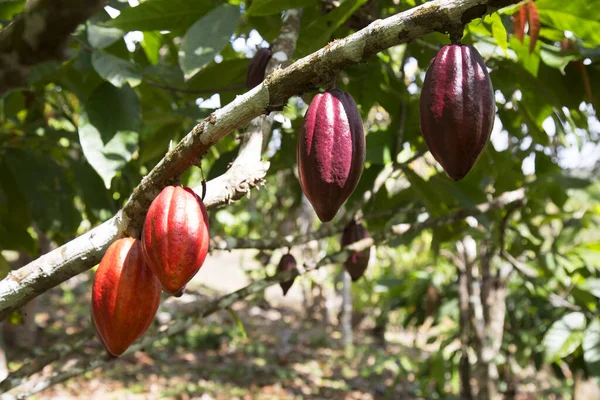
left=106, top=349, right=120, bottom=359
left=173, top=286, right=186, bottom=297
left=280, top=282, right=293, bottom=296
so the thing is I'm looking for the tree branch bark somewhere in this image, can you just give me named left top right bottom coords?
left=0, top=0, right=520, bottom=320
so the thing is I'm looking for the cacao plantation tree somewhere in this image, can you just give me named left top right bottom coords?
left=0, top=0, right=599, bottom=398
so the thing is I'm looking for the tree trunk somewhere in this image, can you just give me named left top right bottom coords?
left=341, top=270, right=353, bottom=349
left=457, top=266, right=473, bottom=400
left=473, top=240, right=506, bottom=400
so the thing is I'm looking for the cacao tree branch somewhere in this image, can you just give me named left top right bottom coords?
left=0, top=0, right=107, bottom=96
left=0, top=188, right=526, bottom=397
left=0, top=0, right=520, bottom=320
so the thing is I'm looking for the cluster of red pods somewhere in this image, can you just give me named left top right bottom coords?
left=92, top=186, right=210, bottom=356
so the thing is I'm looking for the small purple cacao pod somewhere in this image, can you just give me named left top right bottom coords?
left=277, top=253, right=298, bottom=296
left=341, top=220, right=371, bottom=282
left=246, top=48, right=272, bottom=89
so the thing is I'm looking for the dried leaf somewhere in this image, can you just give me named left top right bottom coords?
left=513, top=5, right=527, bottom=42
left=527, top=2, right=541, bottom=53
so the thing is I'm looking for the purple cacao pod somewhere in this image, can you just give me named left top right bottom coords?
left=419, top=44, right=495, bottom=181
left=341, top=221, right=371, bottom=282
left=246, top=48, right=272, bottom=89
left=297, top=89, right=366, bottom=222
left=276, top=253, right=297, bottom=296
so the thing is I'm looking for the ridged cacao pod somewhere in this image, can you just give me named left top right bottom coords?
left=276, top=253, right=297, bottom=296
left=419, top=44, right=495, bottom=181
left=246, top=48, right=272, bottom=89
left=341, top=221, right=371, bottom=282
left=92, top=238, right=161, bottom=356
left=142, top=186, right=210, bottom=294
left=297, top=89, right=366, bottom=222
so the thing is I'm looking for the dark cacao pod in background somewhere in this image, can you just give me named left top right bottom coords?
left=297, top=89, right=366, bottom=222
left=341, top=220, right=371, bottom=282
left=419, top=44, right=495, bottom=181
left=246, top=47, right=272, bottom=89
left=276, top=253, right=298, bottom=296
left=142, top=186, right=210, bottom=294
left=92, top=238, right=162, bottom=356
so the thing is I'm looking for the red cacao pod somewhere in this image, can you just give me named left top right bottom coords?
left=142, top=186, right=210, bottom=294
left=92, top=238, right=161, bottom=356
left=419, top=44, right=495, bottom=181
left=246, top=48, right=272, bottom=89
left=297, top=89, right=366, bottom=222
left=341, top=221, right=371, bottom=282
left=276, top=253, right=297, bottom=296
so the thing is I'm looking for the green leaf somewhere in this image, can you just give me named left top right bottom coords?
left=0, top=253, right=10, bottom=280
left=247, top=0, right=316, bottom=16
left=0, top=158, right=36, bottom=253
left=296, top=0, right=367, bottom=56
left=365, top=129, right=393, bottom=166
left=79, top=83, right=141, bottom=188
left=403, top=170, right=449, bottom=217
left=583, top=319, right=600, bottom=378
left=485, top=12, right=508, bottom=56
left=0, top=217, right=36, bottom=254
left=540, top=44, right=580, bottom=74
left=542, top=312, right=586, bottom=363
left=580, top=278, right=600, bottom=299
left=0, top=0, right=24, bottom=20
left=106, top=0, right=216, bottom=32
left=510, top=36, right=541, bottom=77
left=92, top=51, right=142, bottom=88
left=141, top=31, right=162, bottom=65
left=87, top=22, right=125, bottom=49
left=139, top=122, right=184, bottom=165
left=535, top=0, right=600, bottom=44
left=179, top=5, right=241, bottom=78
left=4, top=150, right=81, bottom=238
left=186, top=58, right=249, bottom=92
left=72, top=160, right=116, bottom=224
